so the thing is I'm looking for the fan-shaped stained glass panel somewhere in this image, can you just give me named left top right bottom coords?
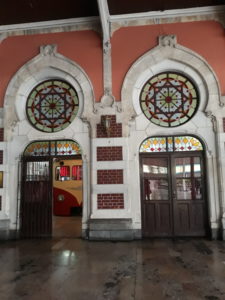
left=140, top=136, right=203, bottom=153
left=24, top=140, right=82, bottom=156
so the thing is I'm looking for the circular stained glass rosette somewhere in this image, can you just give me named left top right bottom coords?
left=26, top=80, right=79, bottom=132
left=140, top=72, right=199, bottom=127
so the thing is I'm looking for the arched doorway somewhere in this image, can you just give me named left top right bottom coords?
left=20, top=140, right=83, bottom=238
left=140, top=135, right=209, bottom=238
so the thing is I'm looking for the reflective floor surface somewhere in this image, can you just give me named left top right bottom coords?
left=0, top=238, right=225, bottom=300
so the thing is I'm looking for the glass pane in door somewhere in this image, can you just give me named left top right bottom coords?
left=175, top=156, right=202, bottom=200
left=26, top=161, right=49, bottom=181
left=143, top=157, right=169, bottom=201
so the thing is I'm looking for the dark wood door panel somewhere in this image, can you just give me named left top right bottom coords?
left=143, top=202, right=172, bottom=237
left=143, top=203, right=156, bottom=237
left=174, top=203, right=191, bottom=236
left=156, top=203, right=172, bottom=236
left=190, top=203, right=206, bottom=235
left=141, top=152, right=208, bottom=238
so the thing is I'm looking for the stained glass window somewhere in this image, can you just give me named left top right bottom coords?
left=56, top=140, right=81, bottom=156
left=174, top=136, right=203, bottom=151
left=140, top=137, right=167, bottom=152
left=140, top=72, right=199, bottom=127
left=24, top=141, right=50, bottom=156
left=26, top=80, right=79, bottom=132
left=24, top=140, right=82, bottom=156
left=140, top=136, right=203, bottom=153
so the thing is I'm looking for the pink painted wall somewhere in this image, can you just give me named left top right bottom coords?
left=0, top=21, right=224, bottom=107
left=112, top=21, right=225, bottom=100
left=0, top=30, right=103, bottom=106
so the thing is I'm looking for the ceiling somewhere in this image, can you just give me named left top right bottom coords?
left=0, top=0, right=224, bottom=26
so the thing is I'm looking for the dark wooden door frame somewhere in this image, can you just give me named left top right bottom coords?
left=140, top=151, right=209, bottom=238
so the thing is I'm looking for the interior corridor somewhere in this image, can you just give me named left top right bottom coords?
left=52, top=216, right=82, bottom=238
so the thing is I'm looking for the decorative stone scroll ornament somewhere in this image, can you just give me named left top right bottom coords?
left=103, top=40, right=111, bottom=54
left=220, top=96, right=225, bottom=107
left=205, top=111, right=217, bottom=132
left=100, top=88, right=115, bottom=108
left=159, top=35, right=177, bottom=47
left=40, top=44, right=57, bottom=56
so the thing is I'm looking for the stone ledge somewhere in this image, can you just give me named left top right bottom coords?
left=0, top=219, right=10, bottom=229
left=89, top=218, right=132, bottom=230
left=0, top=229, right=18, bottom=240
left=88, top=219, right=141, bottom=240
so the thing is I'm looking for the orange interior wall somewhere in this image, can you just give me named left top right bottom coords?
left=112, top=21, right=225, bottom=100
left=0, top=30, right=103, bottom=106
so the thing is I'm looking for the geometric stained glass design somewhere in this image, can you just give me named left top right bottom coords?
left=55, top=140, right=81, bottom=156
left=140, top=136, right=203, bottom=153
left=24, top=140, right=82, bottom=156
left=26, top=80, right=79, bottom=132
left=140, top=72, right=199, bottom=127
left=174, top=136, right=203, bottom=151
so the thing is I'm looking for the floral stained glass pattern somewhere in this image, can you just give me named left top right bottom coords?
left=140, top=72, right=199, bottom=127
left=174, top=136, right=203, bottom=151
left=24, top=141, right=50, bottom=156
left=56, top=140, right=81, bottom=156
left=26, top=80, right=79, bottom=132
left=24, top=140, right=81, bottom=156
left=140, top=137, right=167, bottom=152
left=140, top=136, right=203, bottom=153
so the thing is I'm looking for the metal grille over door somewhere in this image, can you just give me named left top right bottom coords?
left=20, top=158, right=52, bottom=238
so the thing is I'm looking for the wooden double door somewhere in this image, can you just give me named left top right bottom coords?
left=140, top=152, right=208, bottom=237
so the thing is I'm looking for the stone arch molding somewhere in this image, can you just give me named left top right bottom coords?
left=121, top=35, right=222, bottom=122
left=4, top=44, right=95, bottom=139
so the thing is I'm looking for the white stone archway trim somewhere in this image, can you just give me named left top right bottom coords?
left=121, top=35, right=222, bottom=118
left=4, top=44, right=95, bottom=140
left=3, top=45, right=94, bottom=236
left=121, top=35, right=223, bottom=239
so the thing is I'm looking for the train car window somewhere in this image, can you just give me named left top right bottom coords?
left=72, top=165, right=82, bottom=180
left=55, top=166, right=70, bottom=181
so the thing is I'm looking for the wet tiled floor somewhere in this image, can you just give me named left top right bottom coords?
left=0, top=238, right=225, bottom=300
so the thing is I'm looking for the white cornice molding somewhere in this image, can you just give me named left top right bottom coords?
left=110, top=5, right=225, bottom=21
left=110, top=5, right=225, bottom=31
left=0, top=16, right=100, bottom=37
left=0, top=5, right=223, bottom=41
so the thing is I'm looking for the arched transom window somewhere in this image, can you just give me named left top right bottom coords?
left=24, top=140, right=81, bottom=156
left=26, top=79, right=79, bottom=132
left=140, top=72, right=199, bottom=127
left=140, top=136, right=203, bottom=153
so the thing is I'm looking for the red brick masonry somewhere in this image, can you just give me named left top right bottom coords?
left=97, top=169, right=123, bottom=184
left=223, top=118, right=225, bottom=132
left=97, top=115, right=122, bottom=138
left=97, top=146, right=123, bottom=161
left=97, top=193, right=124, bottom=209
left=0, top=128, right=4, bottom=141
